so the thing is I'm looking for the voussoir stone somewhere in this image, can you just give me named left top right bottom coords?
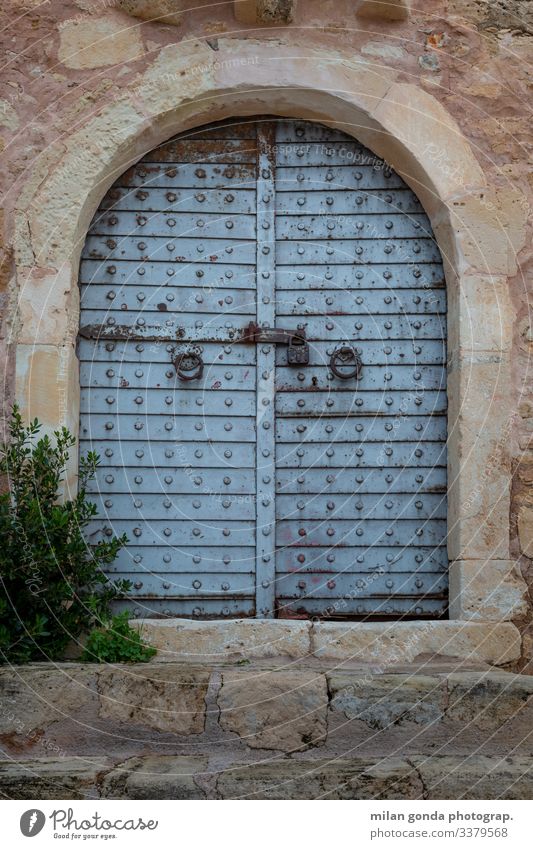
left=101, top=756, right=208, bottom=799
left=97, top=663, right=210, bottom=734
left=218, top=669, right=328, bottom=751
left=445, top=671, right=533, bottom=730
left=216, top=758, right=422, bottom=800
left=0, top=758, right=111, bottom=800
left=328, top=673, right=445, bottom=729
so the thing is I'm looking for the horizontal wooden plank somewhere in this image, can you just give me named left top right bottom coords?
left=99, top=187, right=256, bottom=214
left=86, top=467, right=255, bottom=494
left=276, top=441, right=446, bottom=468
left=276, top=598, right=446, bottom=618
left=275, top=466, right=446, bottom=494
left=82, top=235, right=256, bottom=264
left=115, top=598, right=255, bottom=618
left=276, top=519, right=446, bottom=547
left=275, top=288, right=446, bottom=316
left=276, top=571, right=447, bottom=599
left=80, top=414, right=255, bottom=442
left=106, top=572, right=255, bottom=598
left=88, top=211, right=257, bottom=240
left=276, top=213, right=432, bottom=240
left=276, top=189, right=425, bottom=216
left=276, top=365, right=446, bottom=392
left=146, top=138, right=257, bottom=164
left=80, top=259, right=257, bottom=288
left=276, top=414, right=446, bottom=443
left=84, top=440, right=255, bottom=468
left=275, top=390, right=447, bottom=416
left=275, top=544, right=448, bottom=573
left=91, top=493, right=257, bottom=521
left=276, top=492, right=446, bottom=521
left=118, top=162, right=257, bottom=189
left=276, top=238, right=441, bottom=265
left=275, top=165, right=406, bottom=190
left=80, top=387, right=256, bottom=416
left=80, top=362, right=259, bottom=391
left=107, top=545, right=257, bottom=574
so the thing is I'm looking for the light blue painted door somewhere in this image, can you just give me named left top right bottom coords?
left=78, top=118, right=448, bottom=620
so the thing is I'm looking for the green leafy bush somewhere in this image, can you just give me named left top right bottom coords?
left=81, top=612, right=156, bottom=663
left=0, top=405, right=131, bottom=664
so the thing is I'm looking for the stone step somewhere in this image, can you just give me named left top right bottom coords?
left=1, top=661, right=532, bottom=769
left=130, top=618, right=522, bottom=666
left=1, top=755, right=533, bottom=800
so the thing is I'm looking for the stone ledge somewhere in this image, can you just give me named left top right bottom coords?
left=2, top=755, right=532, bottom=800
left=132, top=619, right=522, bottom=665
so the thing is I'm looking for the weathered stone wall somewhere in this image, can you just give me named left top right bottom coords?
left=0, top=1, right=531, bottom=656
left=1, top=659, right=533, bottom=798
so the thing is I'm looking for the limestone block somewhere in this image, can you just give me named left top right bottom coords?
left=118, top=1, right=183, bottom=26
left=449, top=560, right=529, bottom=621
left=371, top=83, right=486, bottom=217
left=447, top=353, right=512, bottom=560
left=357, top=1, right=410, bottom=21
left=15, top=344, right=80, bottom=440
left=312, top=621, right=521, bottom=665
left=0, top=758, right=111, bottom=800
left=328, top=673, right=445, bottom=728
left=132, top=618, right=311, bottom=660
left=58, top=18, right=145, bottom=70
left=433, top=187, right=529, bottom=277
left=411, top=755, right=533, bottom=799
left=447, top=274, right=514, bottom=355
left=97, top=664, right=210, bottom=734
left=234, top=0, right=297, bottom=25
left=217, top=758, right=422, bottom=799
left=518, top=506, right=533, bottom=557
left=102, top=756, right=208, bottom=799
left=218, top=669, right=328, bottom=751
left=446, top=670, right=533, bottom=730
left=17, top=265, right=77, bottom=347
left=0, top=666, right=97, bottom=741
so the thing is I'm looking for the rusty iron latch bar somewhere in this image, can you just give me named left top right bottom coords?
left=243, top=322, right=309, bottom=365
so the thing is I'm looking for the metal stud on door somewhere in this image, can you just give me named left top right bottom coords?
left=78, top=118, right=447, bottom=620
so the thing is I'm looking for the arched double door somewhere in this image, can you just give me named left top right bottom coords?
left=78, top=117, right=448, bottom=620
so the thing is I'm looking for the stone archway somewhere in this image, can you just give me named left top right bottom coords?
left=11, top=39, right=528, bottom=660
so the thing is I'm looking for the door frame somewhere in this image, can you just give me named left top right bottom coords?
left=11, top=40, right=527, bottom=646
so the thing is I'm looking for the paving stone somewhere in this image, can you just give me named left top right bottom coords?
left=411, top=755, right=533, bottom=799
left=97, top=664, right=210, bottom=734
left=445, top=671, right=533, bottom=730
left=218, top=669, right=328, bottom=751
left=0, top=758, right=110, bottom=800
left=101, top=756, right=208, bottom=800
left=329, top=673, right=445, bottom=729
left=216, top=758, right=423, bottom=799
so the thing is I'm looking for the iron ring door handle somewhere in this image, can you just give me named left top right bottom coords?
left=329, top=345, right=362, bottom=380
left=172, top=350, right=204, bottom=381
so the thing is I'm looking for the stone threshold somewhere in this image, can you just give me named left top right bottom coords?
left=131, top=618, right=521, bottom=666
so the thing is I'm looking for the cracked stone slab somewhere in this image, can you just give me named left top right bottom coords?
left=101, top=756, right=209, bottom=799
left=410, top=755, right=533, bottom=799
left=97, top=664, right=210, bottom=734
left=218, top=669, right=328, bottom=751
left=328, top=673, right=445, bottom=729
left=0, top=665, right=97, bottom=742
left=216, top=757, right=422, bottom=799
left=0, top=758, right=111, bottom=800
left=445, top=670, right=533, bottom=730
